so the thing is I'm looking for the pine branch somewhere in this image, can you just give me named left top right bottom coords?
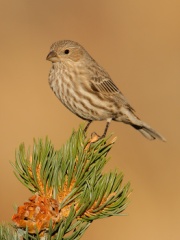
left=0, top=224, right=19, bottom=240
left=2, top=125, right=131, bottom=239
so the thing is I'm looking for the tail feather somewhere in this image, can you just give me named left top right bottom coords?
left=132, top=123, right=166, bottom=141
left=116, top=107, right=166, bottom=141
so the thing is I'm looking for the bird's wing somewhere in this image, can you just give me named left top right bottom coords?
left=91, top=76, right=120, bottom=94
left=89, top=63, right=121, bottom=94
left=90, top=66, right=135, bottom=111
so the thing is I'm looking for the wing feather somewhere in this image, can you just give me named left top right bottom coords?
left=89, top=64, right=134, bottom=112
left=91, top=76, right=120, bottom=94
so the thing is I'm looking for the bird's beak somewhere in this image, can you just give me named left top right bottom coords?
left=46, top=51, right=59, bottom=62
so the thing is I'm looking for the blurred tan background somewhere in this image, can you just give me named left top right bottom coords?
left=0, top=0, right=179, bottom=239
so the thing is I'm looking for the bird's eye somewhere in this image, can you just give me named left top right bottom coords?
left=64, top=49, right=69, bottom=54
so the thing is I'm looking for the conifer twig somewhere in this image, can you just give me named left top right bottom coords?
left=1, top=125, right=131, bottom=239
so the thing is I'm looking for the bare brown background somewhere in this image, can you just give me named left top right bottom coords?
left=0, top=0, right=179, bottom=239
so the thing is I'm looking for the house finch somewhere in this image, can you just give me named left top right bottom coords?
left=46, top=40, right=165, bottom=141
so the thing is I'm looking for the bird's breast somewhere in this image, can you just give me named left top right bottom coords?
left=49, top=65, right=74, bottom=105
left=49, top=64, right=88, bottom=118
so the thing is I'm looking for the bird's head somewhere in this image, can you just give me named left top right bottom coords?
left=46, top=40, right=85, bottom=63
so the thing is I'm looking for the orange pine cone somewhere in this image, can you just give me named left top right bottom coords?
left=12, top=195, right=60, bottom=234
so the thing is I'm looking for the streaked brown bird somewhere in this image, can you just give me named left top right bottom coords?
left=46, top=40, right=165, bottom=141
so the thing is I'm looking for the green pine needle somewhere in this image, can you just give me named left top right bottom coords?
left=8, top=125, right=132, bottom=239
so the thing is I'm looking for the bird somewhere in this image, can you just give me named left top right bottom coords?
left=46, top=40, right=166, bottom=141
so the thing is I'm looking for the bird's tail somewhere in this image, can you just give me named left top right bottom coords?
left=131, top=122, right=166, bottom=141
left=115, top=107, right=166, bottom=141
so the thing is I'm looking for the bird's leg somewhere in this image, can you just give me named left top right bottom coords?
left=101, top=121, right=111, bottom=138
left=96, top=118, right=112, bottom=140
left=84, top=120, right=93, bottom=132
left=85, top=119, right=111, bottom=143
